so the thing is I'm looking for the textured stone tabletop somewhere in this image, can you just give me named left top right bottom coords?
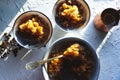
left=0, top=0, right=120, bottom=80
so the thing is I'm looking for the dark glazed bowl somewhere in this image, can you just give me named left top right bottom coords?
left=101, top=8, right=119, bottom=28
left=53, top=0, right=90, bottom=32
left=42, top=37, right=100, bottom=80
left=13, top=11, right=53, bottom=49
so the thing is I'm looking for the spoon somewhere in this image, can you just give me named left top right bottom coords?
left=26, top=43, right=81, bottom=70
left=25, top=54, right=63, bottom=70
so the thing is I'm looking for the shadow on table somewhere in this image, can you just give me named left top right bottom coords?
left=50, top=19, right=107, bottom=51
left=79, top=19, right=107, bottom=50
left=50, top=25, right=67, bottom=43
left=0, top=0, right=27, bottom=34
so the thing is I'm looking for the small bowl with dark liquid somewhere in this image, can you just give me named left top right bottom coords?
left=94, top=8, right=120, bottom=32
left=13, top=11, right=53, bottom=49
left=101, top=8, right=119, bottom=27
left=42, top=37, right=100, bottom=80
left=53, top=0, right=90, bottom=32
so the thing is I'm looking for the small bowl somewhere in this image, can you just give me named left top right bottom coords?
left=42, top=37, right=100, bottom=80
left=53, top=0, right=90, bottom=32
left=101, top=8, right=119, bottom=28
left=13, top=11, right=53, bottom=49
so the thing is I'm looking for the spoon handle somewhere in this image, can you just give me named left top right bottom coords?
left=25, top=55, right=63, bottom=70
left=40, top=55, right=63, bottom=64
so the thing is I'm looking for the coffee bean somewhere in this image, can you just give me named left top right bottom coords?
left=0, top=33, right=23, bottom=59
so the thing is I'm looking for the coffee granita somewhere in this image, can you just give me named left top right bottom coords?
left=48, top=43, right=95, bottom=80
left=17, top=15, right=50, bottom=45
left=55, top=0, right=86, bottom=30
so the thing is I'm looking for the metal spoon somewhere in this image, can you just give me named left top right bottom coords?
left=25, top=55, right=63, bottom=70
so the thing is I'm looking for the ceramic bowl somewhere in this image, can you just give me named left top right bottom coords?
left=13, top=11, right=53, bottom=49
left=42, top=37, right=100, bottom=80
left=53, top=0, right=90, bottom=32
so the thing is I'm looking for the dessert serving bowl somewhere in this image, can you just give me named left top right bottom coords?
left=53, top=0, right=90, bottom=32
left=42, top=37, right=100, bottom=80
left=13, top=11, right=53, bottom=49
